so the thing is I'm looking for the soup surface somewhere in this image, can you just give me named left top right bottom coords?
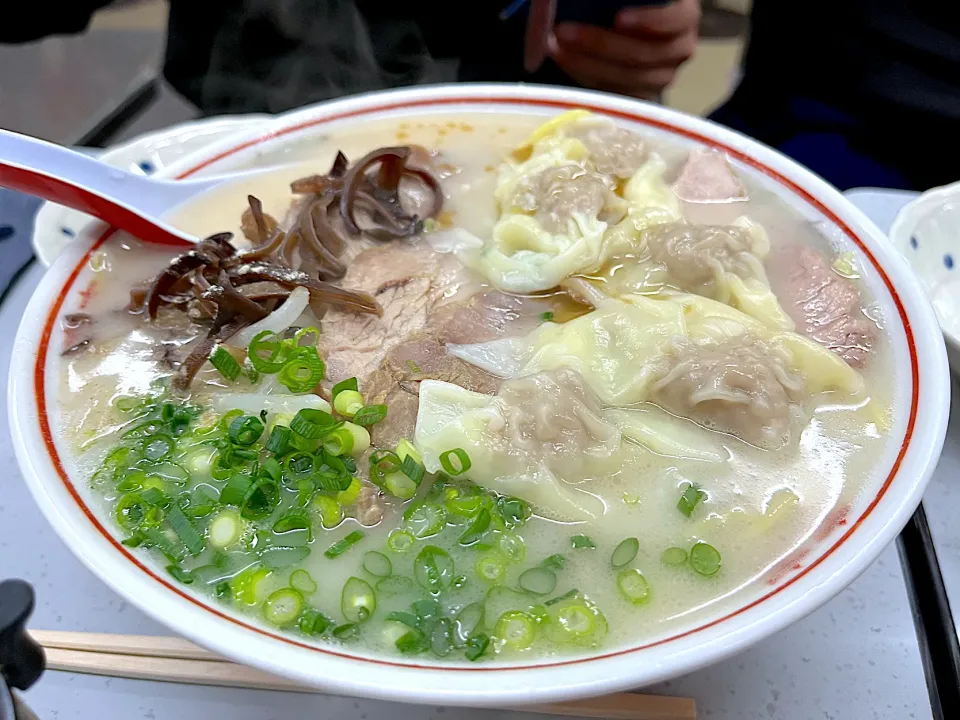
left=55, top=110, right=895, bottom=663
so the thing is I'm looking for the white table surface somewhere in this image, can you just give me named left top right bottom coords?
left=2, top=189, right=937, bottom=719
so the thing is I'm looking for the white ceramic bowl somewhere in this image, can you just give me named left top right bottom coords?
left=889, top=181, right=960, bottom=371
left=8, top=85, right=952, bottom=707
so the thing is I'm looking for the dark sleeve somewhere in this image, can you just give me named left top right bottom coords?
left=0, top=1, right=115, bottom=43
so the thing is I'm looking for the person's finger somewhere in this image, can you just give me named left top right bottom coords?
left=550, top=44, right=678, bottom=95
left=554, top=22, right=697, bottom=68
left=616, top=0, right=702, bottom=37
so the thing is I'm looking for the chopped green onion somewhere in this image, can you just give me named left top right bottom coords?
left=519, top=566, right=557, bottom=595
left=439, top=448, right=471, bottom=476
left=313, top=453, right=351, bottom=492
left=497, top=496, right=531, bottom=527
left=376, top=575, right=414, bottom=595
left=142, top=434, right=174, bottom=461
left=232, top=566, right=271, bottom=606
left=362, top=551, right=393, bottom=578
left=542, top=554, right=566, bottom=571
left=387, top=528, right=415, bottom=553
left=571, top=534, right=596, bottom=549
left=495, top=611, right=536, bottom=650
left=336, top=476, right=362, bottom=506
left=241, top=476, right=280, bottom=520
left=299, top=608, right=331, bottom=635
left=260, top=457, right=282, bottom=483
left=400, top=454, right=425, bottom=485
left=290, top=569, right=317, bottom=594
left=283, top=452, right=315, bottom=483
left=115, top=493, right=146, bottom=530
left=322, top=427, right=355, bottom=457
left=228, top=415, right=264, bottom=446
left=545, top=588, right=578, bottom=606
left=396, top=628, right=429, bottom=655
left=340, top=422, right=370, bottom=456
left=215, top=581, right=231, bottom=599
left=611, top=537, right=639, bottom=568
left=386, top=611, right=420, bottom=629
left=475, top=554, right=506, bottom=583
left=412, top=597, right=440, bottom=623
left=290, top=408, right=337, bottom=439
left=166, top=504, right=205, bottom=556
left=395, top=438, right=421, bottom=464
left=332, top=623, right=360, bottom=640
left=458, top=508, right=491, bottom=547
left=331, top=377, right=359, bottom=399
left=404, top=503, right=446, bottom=539
left=277, top=347, right=326, bottom=393
left=617, top=568, right=650, bottom=604
left=293, top=326, right=321, bottom=348
left=498, top=532, right=527, bottom=563
left=219, top=473, right=252, bottom=507
left=369, top=449, right=402, bottom=488
left=430, top=617, right=454, bottom=657
left=209, top=346, right=241, bottom=381
left=414, top=545, right=455, bottom=594
left=351, top=404, right=388, bottom=427
left=455, top=603, right=484, bottom=646
left=539, top=311, right=554, bottom=322
left=263, top=588, right=304, bottom=627
left=142, top=527, right=184, bottom=562
left=261, top=545, right=311, bottom=569
left=464, top=633, right=490, bottom=661
left=661, top=547, right=688, bottom=566
left=333, top=390, right=365, bottom=418
left=247, top=331, right=295, bottom=373
left=324, top=530, right=365, bottom=558
left=341, top=576, right=377, bottom=623
left=265, top=425, right=292, bottom=455
left=166, top=564, right=194, bottom=584
left=311, top=495, right=344, bottom=529
left=273, top=508, right=313, bottom=540
left=677, top=484, right=706, bottom=517
left=690, top=542, right=721, bottom=576
left=552, top=603, right=599, bottom=642
left=445, top=494, right=483, bottom=518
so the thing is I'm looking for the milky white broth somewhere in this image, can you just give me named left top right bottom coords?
left=54, top=112, right=895, bottom=662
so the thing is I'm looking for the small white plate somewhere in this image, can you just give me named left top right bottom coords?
left=889, top=181, right=960, bottom=371
left=31, top=114, right=270, bottom=266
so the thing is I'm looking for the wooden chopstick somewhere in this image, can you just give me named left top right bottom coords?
left=32, top=631, right=696, bottom=720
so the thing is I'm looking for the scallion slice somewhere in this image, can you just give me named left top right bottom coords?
left=273, top=508, right=313, bottom=540
left=299, top=608, right=331, bottom=635
left=209, top=346, right=241, bottom=381
left=341, top=576, right=377, bottom=623
left=219, top=473, right=253, bottom=507
left=209, top=510, right=244, bottom=549
left=311, top=495, right=344, bottom=529
left=227, top=415, right=264, bottom=446
left=458, top=508, right=491, bottom=547
left=542, top=554, right=566, bottom=571
left=690, top=542, right=722, bottom=576
left=322, top=427, right=355, bottom=457
left=293, top=326, right=321, bottom=348
left=571, top=534, right=596, bottom=549
left=386, top=611, right=421, bottom=629
left=333, top=389, right=365, bottom=417
left=617, top=568, right=650, bottom=604
left=166, top=504, right=205, bottom=556
left=661, top=547, right=688, bottom=566
left=387, top=528, right=415, bottom=553
left=384, top=471, right=417, bottom=499
left=439, top=448, right=471, bottom=476
left=265, top=425, right=292, bottom=455
left=376, top=575, right=414, bottom=595
left=519, top=566, right=557, bottom=595
left=362, top=551, right=393, bottom=578
left=241, top=476, right=280, bottom=520
left=430, top=617, right=454, bottom=657
left=166, top=564, right=194, bottom=584
left=494, top=611, right=536, bottom=650
left=677, top=484, right=706, bottom=517
left=247, top=331, right=295, bottom=373
left=261, top=545, right=311, bottom=569
left=496, top=496, right=530, bottom=527
left=331, top=377, right=359, bottom=399
left=332, top=622, right=359, bottom=640
left=611, top=537, right=640, bottom=568
left=277, top=347, right=326, bottom=393
left=263, top=588, right=304, bottom=627
left=414, top=545, right=455, bottom=594
left=404, top=503, right=446, bottom=539
left=290, top=408, right=337, bottom=439
left=464, top=633, right=490, bottom=661
left=351, top=404, right=388, bottom=427
left=475, top=554, right=506, bottom=584
left=544, top=588, right=578, bottom=607
left=400, top=454, right=425, bottom=486
left=324, top=530, right=365, bottom=558
left=142, top=434, right=174, bottom=462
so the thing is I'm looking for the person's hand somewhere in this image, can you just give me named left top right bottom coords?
left=549, top=0, right=701, bottom=99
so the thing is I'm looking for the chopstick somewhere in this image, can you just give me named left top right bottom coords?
left=31, top=631, right=697, bottom=720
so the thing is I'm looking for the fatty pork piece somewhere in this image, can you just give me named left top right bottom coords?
left=651, top=336, right=805, bottom=449
left=767, top=244, right=877, bottom=368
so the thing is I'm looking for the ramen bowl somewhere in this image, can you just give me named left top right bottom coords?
left=8, top=85, right=950, bottom=706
